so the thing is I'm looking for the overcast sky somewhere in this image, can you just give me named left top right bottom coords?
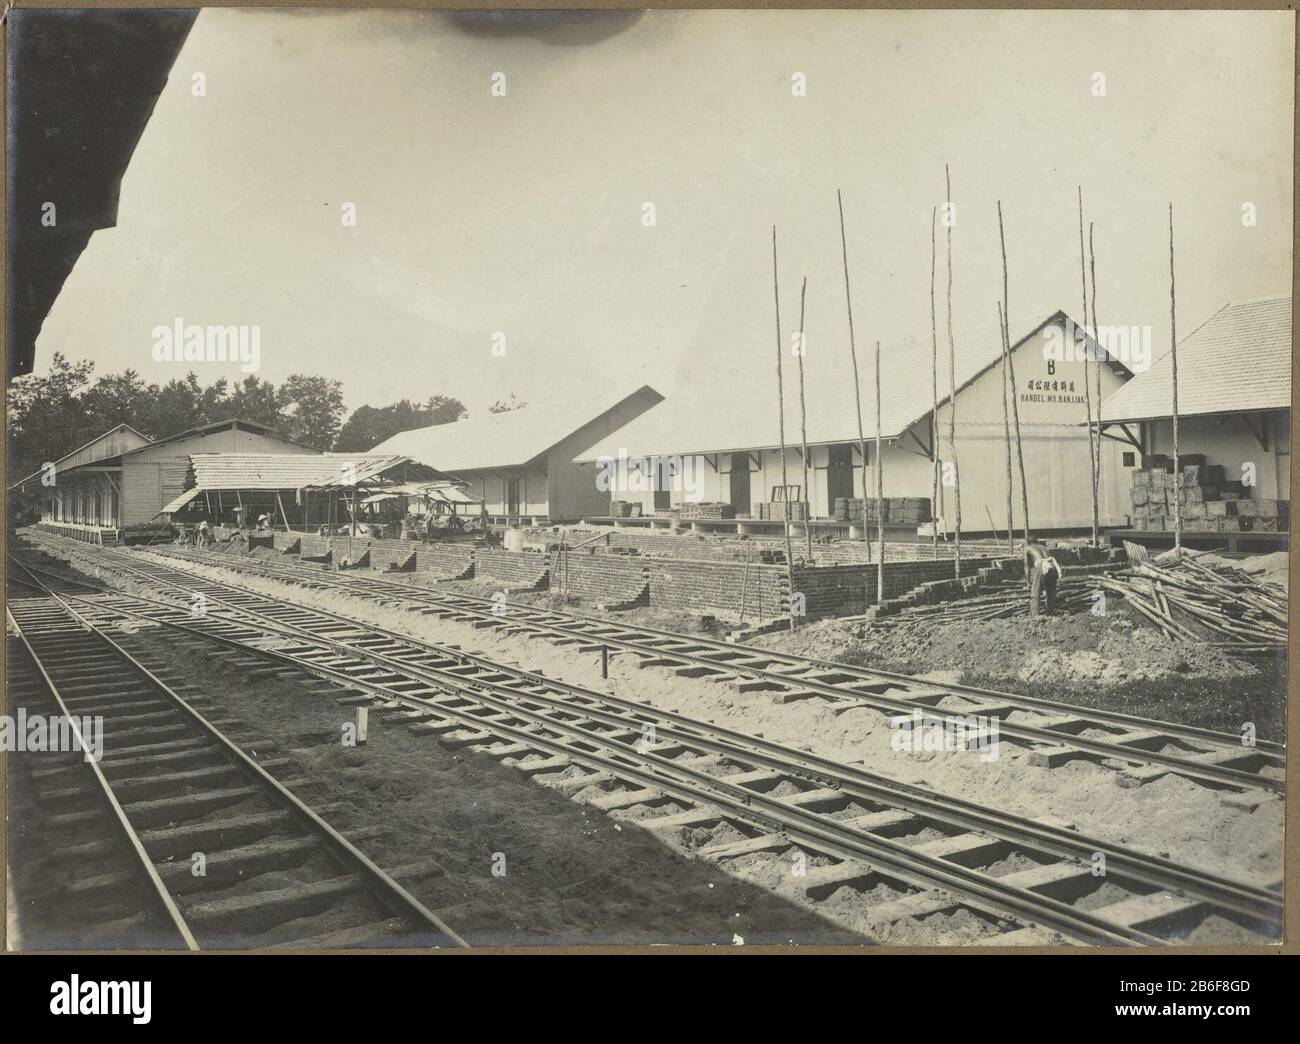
left=35, top=8, right=1294, bottom=419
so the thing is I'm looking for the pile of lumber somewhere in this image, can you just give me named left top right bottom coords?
left=832, top=497, right=932, bottom=524
left=873, top=573, right=1100, bottom=625
left=1130, top=453, right=1287, bottom=533
left=1096, top=552, right=1287, bottom=653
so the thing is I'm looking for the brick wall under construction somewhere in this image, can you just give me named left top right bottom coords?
left=257, top=532, right=1009, bottom=622
left=552, top=553, right=649, bottom=605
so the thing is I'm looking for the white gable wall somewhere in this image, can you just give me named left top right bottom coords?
left=610, top=315, right=1135, bottom=531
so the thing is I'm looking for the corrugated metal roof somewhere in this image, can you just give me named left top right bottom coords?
left=372, top=384, right=663, bottom=472
left=187, top=453, right=452, bottom=490
left=143, top=417, right=284, bottom=450
left=576, top=312, right=1092, bottom=461
left=8, top=423, right=153, bottom=490
left=1099, top=295, right=1291, bottom=423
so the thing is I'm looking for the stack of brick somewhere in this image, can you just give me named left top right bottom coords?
left=1130, top=454, right=1287, bottom=533
left=679, top=502, right=735, bottom=521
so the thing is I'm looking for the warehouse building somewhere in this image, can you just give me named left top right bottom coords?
left=1099, top=294, right=1291, bottom=501
left=579, top=311, right=1135, bottom=535
left=1099, top=294, right=1291, bottom=549
left=160, top=452, right=469, bottom=532
left=10, top=418, right=315, bottom=540
left=373, top=385, right=664, bottom=524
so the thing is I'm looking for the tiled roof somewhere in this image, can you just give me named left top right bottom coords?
left=576, top=312, right=1092, bottom=461
left=372, top=385, right=663, bottom=472
left=186, top=453, right=453, bottom=490
left=1099, top=295, right=1291, bottom=423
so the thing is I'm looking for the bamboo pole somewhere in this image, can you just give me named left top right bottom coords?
left=1169, top=203, right=1181, bottom=552
left=874, top=339, right=885, bottom=603
left=1078, top=187, right=1099, bottom=546
left=997, top=300, right=1014, bottom=556
left=944, top=165, right=961, bottom=577
left=837, top=190, right=873, bottom=618
left=930, top=206, right=940, bottom=558
left=772, top=226, right=796, bottom=629
left=795, top=275, right=813, bottom=564
left=1089, top=222, right=1103, bottom=542
left=998, top=201, right=1030, bottom=547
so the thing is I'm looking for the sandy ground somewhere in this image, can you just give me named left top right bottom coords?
left=772, top=615, right=1285, bottom=743
left=121, top=548, right=1285, bottom=897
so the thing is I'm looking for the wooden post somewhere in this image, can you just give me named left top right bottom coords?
left=772, top=226, right=796, bottom=630
left=998, top=201, right=1030, bottom=548
left=945, top=165, right=962, bottom=577
left=1089, top=222, right=1103, bottom=543
left=1169, top=202, right=1181, bottom=552
left=874, top=339, right=884, bottom=605
left=1078, top=186, right=1100, bottom=547
left=985, top=505, right=1000, bottom=548
left=837, top=190, right=873, bottom=619
left=930, top=206, right=940, bottom=558
left=795, top=276, right=813, bottom=564
left=276, top=492, right=291, bottom=532
left=997, top=301, right=1015, bottom=556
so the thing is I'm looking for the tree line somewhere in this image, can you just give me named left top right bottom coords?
left=5, top=354, right=525, bottom=485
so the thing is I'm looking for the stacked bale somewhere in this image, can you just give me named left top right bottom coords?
left=1130, top=455, right=1287, bottom=533
left=832, top=497, right=932, bottom=525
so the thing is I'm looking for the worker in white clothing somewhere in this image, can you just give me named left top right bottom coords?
left=1024, top=542, right=1062, bottom=618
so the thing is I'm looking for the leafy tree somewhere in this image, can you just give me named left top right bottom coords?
left=6, top=353, right=95, bottom=483
left=424, top=395, right=469, bottom=425
left=279, top=374, right=345, bottom=450
left=7, top=354, right=469, bottom=486
left=82, top=370, right=147, bottom=433
left=224, top=375, right=283, bottom=430
left=335, top=396, right=467, bottom=451
left=488, top=393, right=527, bottom=414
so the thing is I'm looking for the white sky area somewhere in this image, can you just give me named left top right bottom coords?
left=35, top=8, right=1294, bottom=420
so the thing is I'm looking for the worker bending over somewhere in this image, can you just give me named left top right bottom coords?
left=1024, top=541, right=1062, bottom=618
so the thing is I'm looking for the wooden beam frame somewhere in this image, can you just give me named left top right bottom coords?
left=1099, top=430, right=1136, bottom=449
left=905, top=428, right=934, bottom=459
left=1247, top=412, right=1271, bottom=452
left=1099, top=423, right=1143, bottom=453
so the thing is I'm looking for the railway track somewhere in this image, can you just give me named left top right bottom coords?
left=5, top=569, right=466, bottom=950
left=121, top=538, right=1284, bottom=795
left=11, top=542, right=1284, bottom=945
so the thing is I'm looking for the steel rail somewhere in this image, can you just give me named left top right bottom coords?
left=9, top=559, right=470, bottom=949
left=19, top=561, right=1242, bottom=945
left=42, top=588, right=1166, bottom=946
left=6, top=603, right=200, bottom=950
left=70, top=566, right=1285, bottom=926
left=98, top=545, right=1284, bottom=795
left=143, top=542, right=1286, bottom=757
left=14, top=552, right=1282, bottom=924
